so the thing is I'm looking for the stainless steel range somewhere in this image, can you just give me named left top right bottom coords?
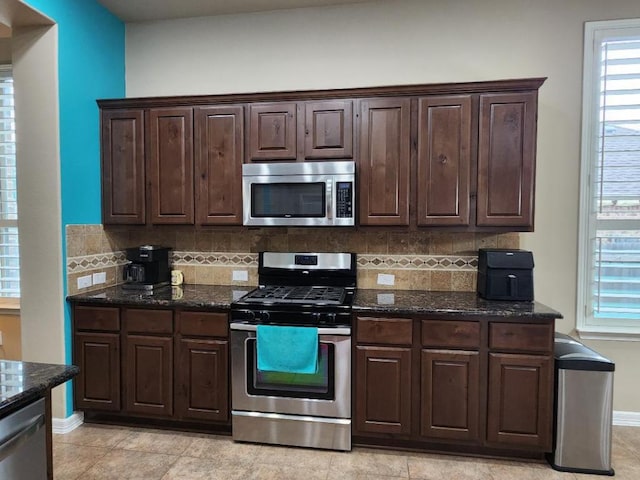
left=230, top=252, right=356, bottom=451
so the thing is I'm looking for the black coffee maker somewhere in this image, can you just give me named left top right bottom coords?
left=122, top=245, right=172, bottom=291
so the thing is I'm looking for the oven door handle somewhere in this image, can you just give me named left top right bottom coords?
left=230, top=322, right=350, bottom=336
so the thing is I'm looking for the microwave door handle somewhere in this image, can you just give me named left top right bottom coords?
left=326, top=179, right=333, bottom=220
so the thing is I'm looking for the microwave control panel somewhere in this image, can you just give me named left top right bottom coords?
left=336, top=182, right=353, bottom=218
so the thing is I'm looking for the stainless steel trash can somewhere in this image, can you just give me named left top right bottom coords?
left=548, top=333, right=615, bottom=476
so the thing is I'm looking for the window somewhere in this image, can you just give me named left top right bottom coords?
left=578, top=20, right=640, bottom=336
left=0, top=65, right=19, bottom=297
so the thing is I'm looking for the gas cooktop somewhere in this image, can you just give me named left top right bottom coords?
left=240, top=285, right=347, bottom=305
left=230, top=252, right=357, bottom=323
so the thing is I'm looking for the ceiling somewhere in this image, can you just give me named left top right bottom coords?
left=96, top=0, right=373, bottom=22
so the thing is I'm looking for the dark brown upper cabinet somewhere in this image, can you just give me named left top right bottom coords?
left=304, top=100, right=353, bottom=160
left=195, top=105, right=244, bottom=225
left=358, top=98, right=411, bottom=226
left=417, top=95, right=472, bottom=226
left=247, top=102, right=297, bottom=161
left=101, top=109, right=146, bottom=225
left=99, top=77, right=544, bottom=230
left=101, top=104, right=244, bottom=226
left=247, top=100, right=354, bottom=163
left=148, top=107, right=195, bottom=224
left=477, top=92, right=537, bottom=228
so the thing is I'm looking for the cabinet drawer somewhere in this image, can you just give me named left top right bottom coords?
left=422, top=320, right=480, bottom=349
left=178, top=311, right=228, bottom=338
left=489, top=322, right=553, bottom=353
left=74, top=306, right=120, bottom=332
left=356, top=317, right=413, bottom=345
left=124, top=308, right=173, bottom=334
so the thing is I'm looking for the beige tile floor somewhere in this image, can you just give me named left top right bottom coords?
left=53, top=424, right=640, bottom=480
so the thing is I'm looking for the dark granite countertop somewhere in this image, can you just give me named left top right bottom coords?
left=68, top=284, right=562, bottom=319
left=353, top=289, right=562, bottom=319
left=0, top=360, right=79, bottom=417
left=67, top=284, right=254, bottom=310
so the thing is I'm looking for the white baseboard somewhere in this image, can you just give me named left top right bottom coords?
left=613, top=410, right=640, bottom=427
left=52, top=411, right=84, bottom=434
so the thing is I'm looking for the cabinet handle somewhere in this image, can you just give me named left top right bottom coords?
left=438, top=154, right=448, bottom=164
left=326, top=180, right=333, bottom=220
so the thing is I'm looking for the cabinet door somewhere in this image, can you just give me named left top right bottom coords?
left=355, top=345, right=412, bottom=435
left=417, top=96, right=472, bottom=226
left=195, top=105, right=244, bottom=225
left=248, top=102, right=297, bottom=161
left=477, top=92, right=537, bottom=228
left=175, top=338, right=229, bottom=422
left=359, top=98, right=411, bottom=225
left=148, top=107, right=195, bottom=224
left=101, top=109, right=145, bottom=225
left=124, top=334, right=173, bottom=416
left=487, top=353, right=553, bottom=450
left=74, top=332, right=120, bottom=411
left=304, top=100, right=353, bottom=159
left=421, top=349, right=479, bottom=442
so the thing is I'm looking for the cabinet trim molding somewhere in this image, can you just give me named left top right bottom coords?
left=98, top=78, right=547, bottom=109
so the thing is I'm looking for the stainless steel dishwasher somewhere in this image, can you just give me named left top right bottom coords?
left=0, top=398, right=47, bottom=479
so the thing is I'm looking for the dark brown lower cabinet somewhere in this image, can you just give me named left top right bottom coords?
left=124, top=334, right=173, bottom=416
left=420, top=349, right=480, bottom=441
left=355, top=345, right=412, bottom=435
left=486, top=353, right=553, bottom=450
left=74, top=332, right=120, bottom=411
left=176, top=338, right=228, bottom=421
left=353, top=314, right=556, bottom=457
left=72, top=304, right=231, bottom=431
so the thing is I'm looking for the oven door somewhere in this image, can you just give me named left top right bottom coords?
left=230, top=322, right=351, bottom=419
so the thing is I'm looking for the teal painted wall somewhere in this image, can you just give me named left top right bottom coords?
left=23, top=0, right=125, bottom=415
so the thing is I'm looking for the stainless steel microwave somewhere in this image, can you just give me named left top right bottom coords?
left=242, top=161, right=355, bottom=227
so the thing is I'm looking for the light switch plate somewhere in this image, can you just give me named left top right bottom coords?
left=92, top=272, right=106, bottom=285
left=377, top=273, right=395, bottom=286
left=232, top=270, right=249, bottom=282
left=77, top=275, right=92, bottom=289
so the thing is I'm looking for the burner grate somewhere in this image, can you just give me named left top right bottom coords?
left=243, top=285, right=346, bottom=305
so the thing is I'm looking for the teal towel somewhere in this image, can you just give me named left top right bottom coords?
left=256, top=325, right=318, bottom=374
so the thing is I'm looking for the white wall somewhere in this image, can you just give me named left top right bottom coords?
left=126, top=0, right=640, bottom=411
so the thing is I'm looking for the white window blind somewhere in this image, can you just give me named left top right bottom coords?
left=0, top=65, right=19, bottom=297
left=578, top=20, right=640, bottom=336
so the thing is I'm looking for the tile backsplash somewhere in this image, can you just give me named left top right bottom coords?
left=65, top=225, right=519, bottom=295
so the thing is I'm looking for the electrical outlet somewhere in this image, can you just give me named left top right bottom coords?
left=92, top=272, right=107, bottom=285
left=377, top=293, right=395, bottom=305
left=377, top=273, right=395, bottom=286
left=0, top=331, right=3, bottom=346
left=232, top=270, right=248, bottom=282
left=77, top=275, right=93, bottom=289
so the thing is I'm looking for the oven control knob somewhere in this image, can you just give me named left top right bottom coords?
left=326, top=313, right=337, bottom=324
left=259, top=311, right=270, bottom=322
left=234, top=309, right=255, bottom=321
